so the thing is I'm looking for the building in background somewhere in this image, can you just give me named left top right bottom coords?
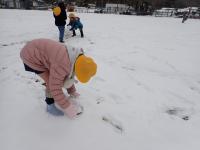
left=0, top=0, right=48, bottom=9
left=105, top=3, right=129, bottom=13
left=0, top=0, right=22, bottom=8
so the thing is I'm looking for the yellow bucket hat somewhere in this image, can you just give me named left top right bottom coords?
left=75, top=55, right=97, bottom=83
left=53, top=7, right=61, bottom=16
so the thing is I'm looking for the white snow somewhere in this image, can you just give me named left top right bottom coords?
left=1, top=9, right=200, bottom=150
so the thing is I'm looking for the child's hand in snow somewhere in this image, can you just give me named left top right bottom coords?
left=63, top=102, right=83, bottom=119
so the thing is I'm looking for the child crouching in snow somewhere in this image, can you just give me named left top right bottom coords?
left=67, top=13, right=84, bottom=38
left=20, top=39, right=97, bottom=118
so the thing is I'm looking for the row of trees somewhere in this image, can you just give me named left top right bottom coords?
left=63, top=0, right=200, bottom=9
left=2, top=0, right=200, bottom=10
left=28, top=1, right=200, bottom=9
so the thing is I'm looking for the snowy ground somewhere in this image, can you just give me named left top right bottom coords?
left=0, top=9, right=200, bottom=150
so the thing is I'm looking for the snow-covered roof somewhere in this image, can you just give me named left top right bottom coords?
left=161, top=8, right=176, bottom=10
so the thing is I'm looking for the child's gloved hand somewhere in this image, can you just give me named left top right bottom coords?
left=66, top=25, right=71, bottom=30
left=47, top=103, right=64, bottom=116
left=70, top=91, right=80, bottom=98
left=63, top=102, right=83, bottom=119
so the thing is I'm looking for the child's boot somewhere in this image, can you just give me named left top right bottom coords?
left=45, top=97, right=64, bottom=116
left=80, top=29, right=84, bottom=38
left=72, top=30, right=76, bottom=37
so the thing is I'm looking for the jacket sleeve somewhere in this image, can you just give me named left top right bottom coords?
left=60, top=10, right=67, bottom=20
left=48, top=64, right=70, bottom=109
left=67, top=21, right=73, bottom=26
left=70, top=21, right=76, bottom=30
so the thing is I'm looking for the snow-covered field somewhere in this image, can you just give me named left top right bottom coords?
left=0, top=9, right=200, bottom=150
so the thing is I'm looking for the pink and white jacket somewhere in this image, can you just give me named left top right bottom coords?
left=20, top=39, right=83, bottom=109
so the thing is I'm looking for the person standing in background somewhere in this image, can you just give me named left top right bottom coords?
left=53, top=2, right=67, bottom=42
left=182, top=8, right=191, bottom=23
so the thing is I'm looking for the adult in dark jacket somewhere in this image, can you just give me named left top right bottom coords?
left=54, top=2, right=67, bottom=42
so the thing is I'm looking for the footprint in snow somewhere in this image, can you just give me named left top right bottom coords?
left=96, top=97, right=105, bottom=104
left=190, top=86, right=200, bottom=94
left=14, top=70, right=44, bottom=85
left=0, top=66, right=8, bottom=73
left=1, top=40, right=27, bottom=47
left=166, top=107, right=193, bottom=121
left=102, top=115, right=124, bottom=133
left=88, top=39, right=95, bottom=45
left=121, top=66, right=135, bottom=71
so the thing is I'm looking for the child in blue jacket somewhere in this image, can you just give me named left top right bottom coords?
left=67, top=13, right=84, bottom=38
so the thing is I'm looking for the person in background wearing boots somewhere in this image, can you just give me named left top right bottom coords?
left=67, top=13, right=84, bottom=38
left=53, top=2, right=67, bottom=42
left=20, top=39, right=97, bottom=118
left=182, top=8, right=191, bottom=23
